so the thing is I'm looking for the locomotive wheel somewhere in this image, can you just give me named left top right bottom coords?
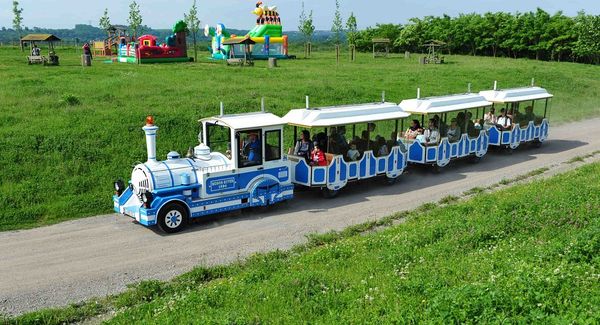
left=157, top=203, right=188, bottom=234
left=321, top=188, right=339, bottom=199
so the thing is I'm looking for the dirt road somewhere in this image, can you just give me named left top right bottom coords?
left=1, top=119, right=599, bottom=316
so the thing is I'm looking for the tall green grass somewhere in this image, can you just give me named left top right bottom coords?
left=0, top=46, right=599, bottom=231
left=11, top=162, right=599, bottom=324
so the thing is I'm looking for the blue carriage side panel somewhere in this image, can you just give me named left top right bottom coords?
left=409, top=141, right=425, bottom=163
left=426, top=146, right=437, bottom=162
left=294, top=159, right=310, bottom=186
left=378, top=157, right=386, bottom=174
left=359, top=154, right=368, bottom=178
left=349, top=161, right=358, bottom=179
left=501, top=131, right=511, bottom=144
left=369, top=153, right=377, bottom=176
left=339, top=158, right=348, bottom=181
left=488, top=126, right=501, bottom=146
left=312, top=167, right=326, bottom=185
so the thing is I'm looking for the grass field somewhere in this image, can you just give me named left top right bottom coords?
left=0, top=46, right=599, bottom=231
left=9, top=162, right=600, bottom=324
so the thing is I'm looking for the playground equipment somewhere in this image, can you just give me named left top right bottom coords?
left=117, top=21, right=192, bottom=64
left=206, top=1, right=293, bottom=60
left=21, top=34, right=61, bottom=66
left=94, top=25, right=130, bottom=57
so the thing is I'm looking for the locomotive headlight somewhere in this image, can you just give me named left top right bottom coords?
left=114, top=179, right=126, bottom=196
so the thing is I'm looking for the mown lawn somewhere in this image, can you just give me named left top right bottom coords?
left=0, top=46, right=599, bottom=231
left=10, top=162, right=600, bottom=324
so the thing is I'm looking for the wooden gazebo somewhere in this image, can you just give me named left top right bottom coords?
left=372, top=38, right=390, bottom=58
left=421, top=40, right=446, bottom=64
left=20, top=34, right=61, bottom=65
left=223, top=36, right=256, bottom=66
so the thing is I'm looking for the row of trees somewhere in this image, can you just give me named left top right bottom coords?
left=298, top=0, right=357, bottom=47
left=352, top=9, right=600, bottom=64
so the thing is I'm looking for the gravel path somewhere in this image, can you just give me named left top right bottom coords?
left=1, top=119, right=599, bottom=316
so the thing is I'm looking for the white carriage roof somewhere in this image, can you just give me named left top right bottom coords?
left=282, top=102, right=410, bottom=128
left=398, top=93, right=493, bottom=114
left=199, top=112, right=285, bottom=130
left=479, top=86, right=553, bottom=103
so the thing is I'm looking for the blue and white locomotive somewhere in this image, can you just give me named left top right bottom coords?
left=114, top=84, right=552, bottom=233
left=113, top=112, right=293, bottom=233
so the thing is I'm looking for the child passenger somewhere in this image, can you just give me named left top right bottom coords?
left=311, top=142, right=327, bottom=166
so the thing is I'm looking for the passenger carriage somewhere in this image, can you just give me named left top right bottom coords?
left=479, top=85, right=553, bottom=150
left=398, top=93, right=494, bottom=168
left=113, top=110, right=293, bottom=233
left=282, top=101, right=411, bottom=197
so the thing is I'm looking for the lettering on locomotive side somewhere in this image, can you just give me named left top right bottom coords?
left=208, top=177, right=237, bottom=192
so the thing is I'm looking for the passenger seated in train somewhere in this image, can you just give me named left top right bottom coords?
left=446, top=118, right=461, bottom=143
left=310, top=142, right=327, bottom=166
left=392, top=132, right=408, bottom=153
left=423, top=118, right=440, bottom=145
left=387, top=132, right=398, bottom=150
left=329, top=126, right=348, bottom=155
left=497, top=108, right=513, bottom=130
left=434, top=114, right=448, bottom=136
left=484, top=107, right=497, bottom=128
left=312, top=132, right=328, bottom=151
left=377, top=136, right=389, bottom=157
left=520, top=106, right=536, bottom=126
left=293, top=129, right=313, bottom=161
left=242, top=133, right=262, bottom=165
left=474, top=118, right=483, bottom=131
left=357, top=130, right=374, bottom=153
left=466, top=112, right=478, bottom=137
left=346, top=142, right=360, bottom=161
left=404, top=119, right=423, bottom=140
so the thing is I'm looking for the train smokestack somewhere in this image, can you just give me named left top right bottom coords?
left=142, top=116, right=159, bottom=163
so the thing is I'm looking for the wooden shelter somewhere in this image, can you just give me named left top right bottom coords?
left=421, top=40, right=446, bottom=64
left=20, top=34, right=61, bottom=65
left=372, top=38, right=390, bottom=58
left=223, top=36, right=256, bottom=66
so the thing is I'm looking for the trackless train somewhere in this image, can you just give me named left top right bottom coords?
left=113, top=84, right=552, bottom=233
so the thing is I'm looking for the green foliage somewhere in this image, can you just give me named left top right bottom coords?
left=356, top=9, right=600, bottom=64
left=0, top=47, right=599, bottom=232
left=98, top=163, right=600, bottom=323
left=345, top=13, right=358, bottom=46
left=127, top=0, right=143, bottom=38
left=298, top=2, right=315, bottom=43
left=330, top=0, right=344, bottom=45
left=98, top=8, right=111, bottom=32
left=12, top=1, right=23, bottom=38
left=183, top=0, right=200, bottom=62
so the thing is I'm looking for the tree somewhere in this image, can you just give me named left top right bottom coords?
left=99, top=8, right=111, bottom=35
left=127, top=1, right=143, bottom=39
left=184, top=0, right=201, bottom=62
left=12, top=1, right=23, bottom=40
left=331, top=0, right=344, bottom=45
left=346, top=12, right=358, bottom=46
left=298, top=1, right=315, bottom=56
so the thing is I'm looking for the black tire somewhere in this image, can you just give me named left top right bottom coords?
left=321, top=188, right=339, bottom=199
left=385, top=176, right=398, bottom=185
left=532, top=140, right=543, bottom=148
left=157, top=202, right=189, bottom=234
left=432, top=164, right=442, bottom=174
left=470, top=155, right=482, bottom=164
left=504, top=146, right=514, bottom=155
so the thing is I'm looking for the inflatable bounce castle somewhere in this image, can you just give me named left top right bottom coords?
left=118, top=21, right=192, bottom=64
left=205, top=1, right=292, bottom=60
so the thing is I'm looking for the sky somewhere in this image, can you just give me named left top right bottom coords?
left=1, top=0, right=599, bottom=30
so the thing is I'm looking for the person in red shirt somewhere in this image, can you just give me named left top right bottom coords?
left=311, top=142, right=327, bottom=166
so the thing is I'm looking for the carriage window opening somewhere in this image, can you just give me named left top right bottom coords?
left=265, top=130, right=282, bottom=161
left=237, top=129, right=262, bottom=168
left=206, top=123, right=231, bottom=158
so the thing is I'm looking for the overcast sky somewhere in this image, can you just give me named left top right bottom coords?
left=1, top=0, right=599, bottom=30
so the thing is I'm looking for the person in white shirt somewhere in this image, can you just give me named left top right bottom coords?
left=423, top=119, right=440, bottom=145
left=484, top=107, right=497, bottom=126
left=497, top=108, right=513, bottom=130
